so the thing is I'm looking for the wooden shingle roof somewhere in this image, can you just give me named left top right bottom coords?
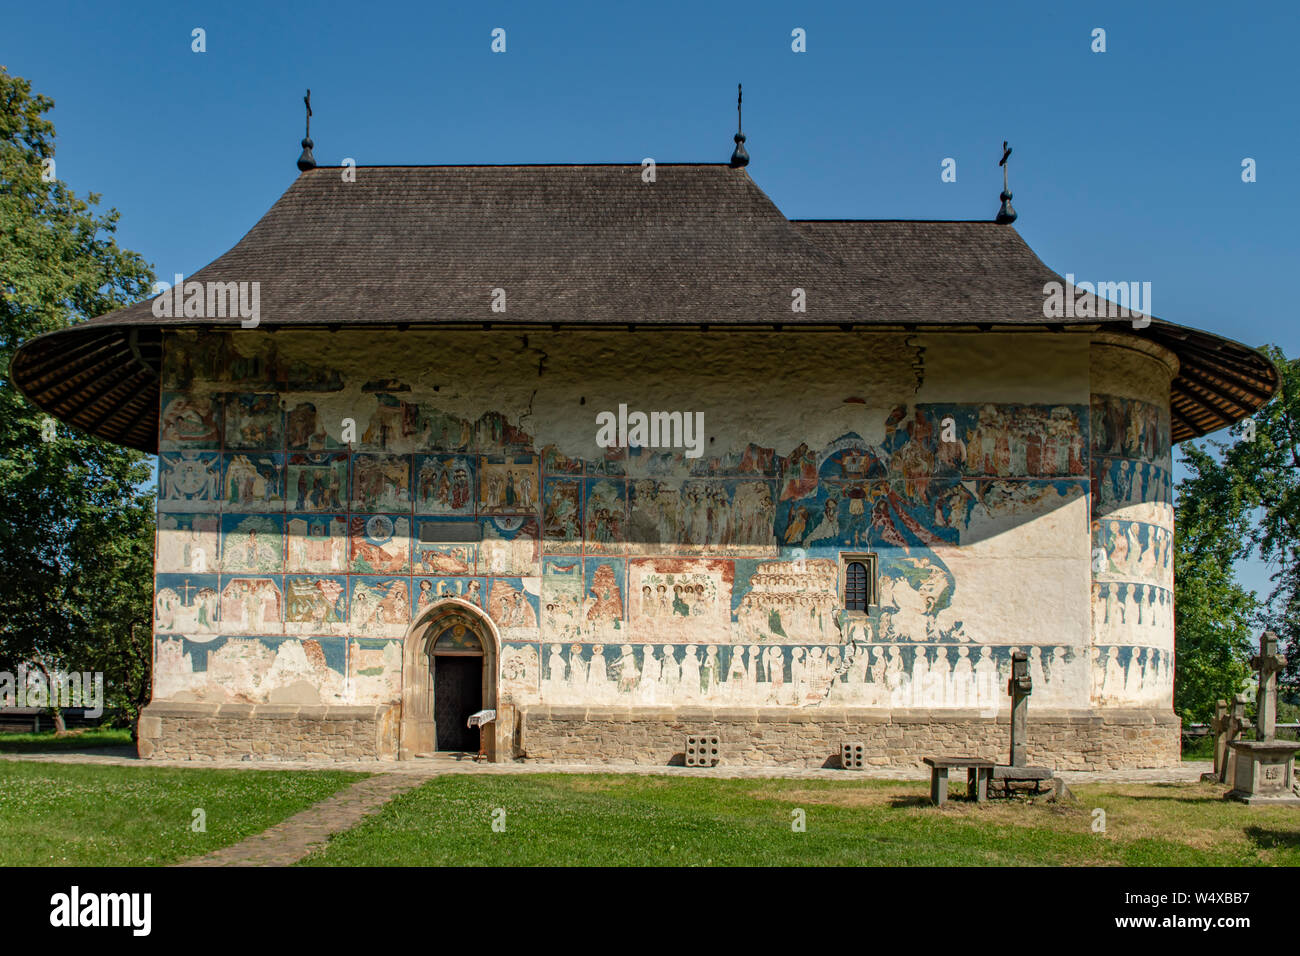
left=10, top=163, right=1277, bottom=452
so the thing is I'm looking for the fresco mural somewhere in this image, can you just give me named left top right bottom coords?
left=284, top=574, right=348, bottom=635
left=219, top=576, right=284, bottom=634
left=286, top=516, right=349, bottom=573
left=156, top=513, right=219, bottom=573
left=585, top=557, right=626, bottom=627
left=541, top=477, right=582, bottom=553
left=432, top=623, right=484, bottom=653
left=1092, top=583, right=1173, bottom=642
left=159, top=394, right=221, bottom=449
left=486, top=577, right=541, bottom=640
left=349, top=515, right=410, bottom=574
left=412, top=517, right=478, bottom=574
left=501, top=643, right=541, bottom=699
left=583, top=477, right=626, bottom=554
left=225, top=393, right=283, bottom=449
left=348, top=638, right=403, bottom=704
left=1088, top=394, right=1174, bottom=703
left=220, top=514, right=284, bottom=573
left=223, top=453, right=284, bottom=511
left=523, top=641, right=1107, bottom=709
left=479, top=517, right=540, bottom=576
left=542, top=558, right=585, bottom=641
left=414, top=455, right=475, bottom=515
left=155, top=574, right=219, bottom=634
left=352, top=454, right=411, bottom=512
left=154, top=634, right=348, bottom=704
left=159, top=452, right=222, bottom=511
left=152, top=334, right=1174, bottom=712
left=628, top=558, right=731, bottom=642
left=286, top=402, right=345, bottom=450
left=1092, top=645, right=1175, bottom=706
left=414, top=576, right=486, bottom=612
left=288, top=453, right=348, bottom=512
left=349, top=577, right=410, bottom=637
left=479, top=456, right=539, bottom=513
left=360, top=394, right=420, bottom=453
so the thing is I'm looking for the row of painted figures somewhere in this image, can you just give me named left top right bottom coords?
left=152, top=633, right=1170, bottom=709
left=517, top=642, right=1170, bottom=709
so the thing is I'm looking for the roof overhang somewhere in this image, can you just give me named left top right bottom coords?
left=10, top=164, right=1278, bottom=453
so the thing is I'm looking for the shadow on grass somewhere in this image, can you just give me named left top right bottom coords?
left=887, top=795, right=934, bottom=809
left=1089, top=792, right=1230, bottom=806
left=1245, top=827, right=1300, bottom=853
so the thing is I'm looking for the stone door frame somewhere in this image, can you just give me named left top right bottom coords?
left=399, top=598, right=502, bottom=760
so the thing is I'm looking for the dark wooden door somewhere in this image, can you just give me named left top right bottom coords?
left=434, top=655, right=482, bottom=752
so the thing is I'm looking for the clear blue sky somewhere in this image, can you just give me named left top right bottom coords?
left=7, top=0, right=1296, bottom=597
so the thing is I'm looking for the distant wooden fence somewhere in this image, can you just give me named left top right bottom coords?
left=0, top=708, right=111, bottom=734
left=1182, top=722, right=1300, bottom=744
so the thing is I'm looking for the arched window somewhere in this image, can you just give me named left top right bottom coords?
left=844, top=561, right=869, bottom=612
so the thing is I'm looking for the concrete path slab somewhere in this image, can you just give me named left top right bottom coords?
left=1, top=748, right=1212, bottom=783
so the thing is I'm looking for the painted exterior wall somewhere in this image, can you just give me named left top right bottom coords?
left=148, top=327, right=1177, bottom=760
left=1088, top=337, right=1177, bottom=709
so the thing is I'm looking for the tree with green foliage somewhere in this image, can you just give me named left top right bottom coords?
left=0, top=66, right=156, bottom=734
left=1173, top=343, right=1300, bottom=724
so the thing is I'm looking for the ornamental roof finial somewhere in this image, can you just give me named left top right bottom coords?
left=729, top=83, right=749, bottom=168
left=995, top=140, right=1017, bottom=224
left=297, top=89, right=316, bottom=173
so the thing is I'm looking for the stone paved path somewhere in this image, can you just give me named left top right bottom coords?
left=175, top=771, right=439, bottom=867
left=2, top=746, right=1212, bottom=783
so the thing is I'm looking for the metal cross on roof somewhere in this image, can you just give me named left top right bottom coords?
left=996, top=140, right=1017, bottom=224
left=297, top=88, right=317, bottom=172
left=730, top=83, right=749, bottom=168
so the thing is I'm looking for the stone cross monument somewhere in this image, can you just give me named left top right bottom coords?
left=1251, top=631, right=1286, bottom=740
left=1211, top=699, right=1230, bottom=775
left=1202, top=694, right=1249, bottom=785
left=1008, top=650, right=1032, bottom=768
left=1226, top=631, right=1300, bottom=806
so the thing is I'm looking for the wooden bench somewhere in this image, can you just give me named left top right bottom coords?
left=922, top=757, right=996, bottom=807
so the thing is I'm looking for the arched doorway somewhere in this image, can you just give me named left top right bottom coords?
left=430, top=623, right=484, bottom=752
left=399, top=598, right=500, bottom=759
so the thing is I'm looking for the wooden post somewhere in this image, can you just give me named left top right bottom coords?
left=1008, top=650, right=1032, bottom=768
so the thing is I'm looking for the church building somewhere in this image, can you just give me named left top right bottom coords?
left=11, top=120, right=1277, bottom=768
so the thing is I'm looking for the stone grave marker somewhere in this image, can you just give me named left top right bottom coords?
left=1225, top=631, right=1300, bottom=806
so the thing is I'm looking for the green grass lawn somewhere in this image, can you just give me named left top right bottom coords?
left=1181, top=734, right=1215, bottom=761
left=299, top=774, right=1300, bottom=867
left=0, top=759, right=365, bottom=866
left=0, top=727, right=134, bottom=753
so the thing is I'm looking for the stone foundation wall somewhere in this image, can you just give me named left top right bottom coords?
left=517, top=706, right=1181, bottom=770
left=136, top=702, right=398, bottom=761
left=133, top=701, right=1179, bottom=769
